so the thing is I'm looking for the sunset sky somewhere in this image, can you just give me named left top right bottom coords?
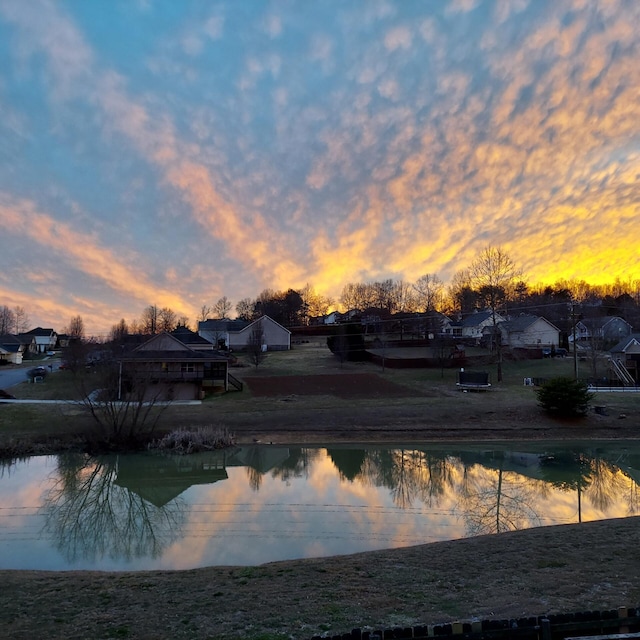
left=1, top=0, right=639, bottom=334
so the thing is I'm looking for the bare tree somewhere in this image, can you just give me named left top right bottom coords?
left=109, top=319, right=129, bottom=343
left=14, top=306, right=30, bottom=334
left=128, top=318, right=143, bottom=335
left=198, top=304, right=211, bottom=322
left=446, top=269, right=477, bottom=314
left=301, top=284, right=334, bottom=322
left=66, top=315, right=86, bottom=341
left=71, top=352, right=168, bottom=444
left=468, top=246, right=521, bottom=381
left=371, top=279, right=395, bottom=311
left=246, top=322, right=267, bottom=368
left=213, top=296, right=232, bottom=319
left=413, top=273, right=444, bottom=312
left=140, top=305, right=159, bottom=335
left=340, top=282, right=374, bottom=312
left=236, top=298, right=254, bottom=321
left=392, top=280, right=416, bottom=314
left=158, top=307, right=177, bottom=332
left=0, top=306, right=15, bottom=334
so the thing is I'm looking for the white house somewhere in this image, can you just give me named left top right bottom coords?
left=19, top=327, right=57, bottom=354
left=458, top=310, right=506, bottom=343
left=0, top=334, right=25, bottom=364
left=499, top=315, right=560, bottom=349
left=199, top=316, right=291, bottom=351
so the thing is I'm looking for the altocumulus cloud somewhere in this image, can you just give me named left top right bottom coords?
left=0, top=0, right=638, bottom=333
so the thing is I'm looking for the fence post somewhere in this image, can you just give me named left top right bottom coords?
left=540, top=618, right=551, bottom=640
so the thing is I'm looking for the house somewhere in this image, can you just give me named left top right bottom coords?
left=499, top=315, right=560, bottom=349
left=119, top=332, right=230, bottom=401
left=199, top=316, right=291, bottom=351
left=456, top=310, right=506, bottom=344
left=19, top=327, right=58, bottom=354
left=170, top=326, right=217, bottom=351
left=609, top=334, right=640, bottom=384
left=574, top=316, right=633, bottom=345
left=322, top=311, right=345, bottom=325
left=0, top=334, right=26, bottom=364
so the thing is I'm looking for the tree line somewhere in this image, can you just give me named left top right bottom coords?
left=7, top=246, right=639, bottom=342
left=106, top=246, right=640, bottom=342
left=0, top=305, right=30, bottom=335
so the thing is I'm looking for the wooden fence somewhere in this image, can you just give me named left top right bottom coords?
left=310, top=606, right=640, bottom=640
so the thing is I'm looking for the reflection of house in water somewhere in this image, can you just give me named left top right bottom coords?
left=115, top=451, right=231, bottom=507
left=229, top=446, right=290, bottom=474
left=114, top=446, right=292, bottom=506
left=458, top=450, right=548, bottom=481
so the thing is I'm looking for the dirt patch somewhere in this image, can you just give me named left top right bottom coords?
left=244, top=372, right=419, bottom=399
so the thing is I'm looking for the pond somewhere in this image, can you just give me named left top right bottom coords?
left=1, top=442, right=639, bottom=571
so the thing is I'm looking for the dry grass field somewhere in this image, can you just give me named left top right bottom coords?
left=2, top=340, right=640, bottom=450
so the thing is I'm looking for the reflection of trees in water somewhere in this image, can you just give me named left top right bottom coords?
left=271, top=448, right=317, bottom=482
left=327, top=446, right=640, bottom=526
left=627, top=479, right=640, bottom=515
left=43, top=453, right=186, bottom=563
left=327, top=448, right=366, bottom=482
left=587, top=458, right=628, bottom=512
left=458, top=458, right=548, bottom=536
left=0, top=455, right=29, bottom=477
left=540, top=451, right=640, bottom=521
left=358, top=449, right=455, bottom=509
left=244, top=447, right=318, bottom=491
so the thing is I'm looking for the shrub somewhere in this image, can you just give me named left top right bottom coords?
left=536, top=377, right=594, bottom=417
left=150, top=426, right=235, bottom=454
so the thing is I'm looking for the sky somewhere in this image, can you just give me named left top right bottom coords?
left=1, top=0, right=639, bottom=335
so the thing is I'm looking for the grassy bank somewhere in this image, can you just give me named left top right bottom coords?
left=1, top=517, right=639, bottom=640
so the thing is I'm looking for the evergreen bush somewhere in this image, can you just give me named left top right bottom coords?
left=536, top=377, right=594, bottom=417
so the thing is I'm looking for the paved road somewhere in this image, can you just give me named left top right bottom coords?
left=0, top=358, right=59, bottom=390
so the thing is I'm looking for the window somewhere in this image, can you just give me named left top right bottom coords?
left=181, top=362, right=195, bottom=373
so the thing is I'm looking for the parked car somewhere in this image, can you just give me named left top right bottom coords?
left=26, top=366, right=48, bottom=380
left=555, top=348, right=568, bottom=357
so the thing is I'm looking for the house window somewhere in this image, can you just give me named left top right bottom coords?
left=181, top=362, right=195, bottom=373
left=161, top=362, right=168, bottom=373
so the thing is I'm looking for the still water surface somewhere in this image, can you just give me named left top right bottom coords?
left=1, top=443, right=639, bottom=571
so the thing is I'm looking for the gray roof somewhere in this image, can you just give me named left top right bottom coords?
left=501, top=315, right=559, bottom=332
left=199, top=319, right=249, bottom=332
left=170, top=326, right=212, bottom=346
left=610, top=334, right=640, bottom=354
left=21, top=327, right=56, bottom=336
left=0, top=334, right=23, bottom=353
left=460, top=311, right=494, bottom=327
left=121, top=332, right=228, bottom=362
left=580, top=316, right=631, bottom=330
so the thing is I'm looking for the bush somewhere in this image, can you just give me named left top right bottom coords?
left=536, top=377, right=594, bottom=417
left=150, top=426, right=235, bottom=454
left=327, top=324, right=366, bottom=362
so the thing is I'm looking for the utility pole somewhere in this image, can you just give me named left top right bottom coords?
left=571, top=302, right=578, bottom=380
